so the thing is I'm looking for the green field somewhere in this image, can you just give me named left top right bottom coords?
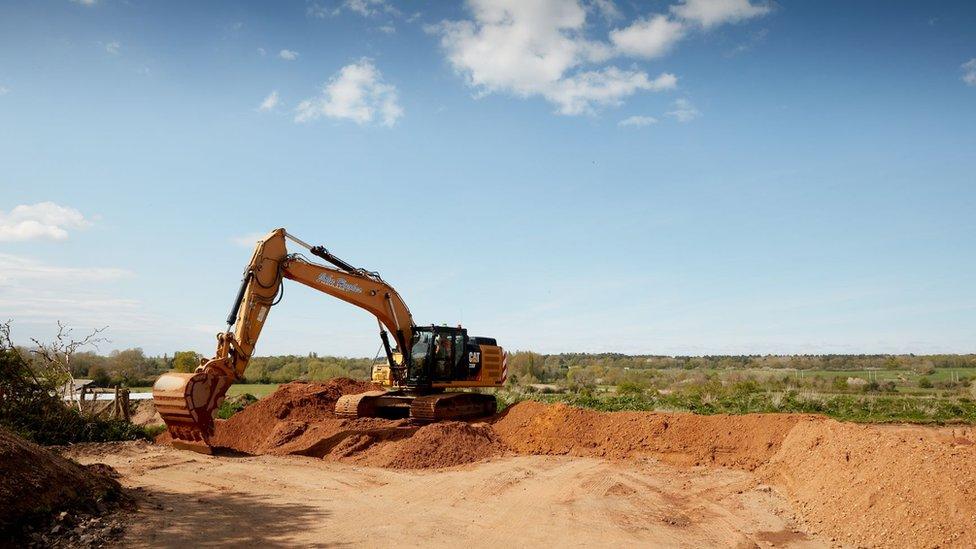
left=132, top=383, right=280, bottom=398
left=131, top=366, right=974, bottom=401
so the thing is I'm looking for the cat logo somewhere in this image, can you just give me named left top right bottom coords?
left=468, top=351, right=481, bottom=367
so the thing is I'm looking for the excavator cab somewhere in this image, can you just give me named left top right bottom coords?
left=407, top=326, right=469, bottom=385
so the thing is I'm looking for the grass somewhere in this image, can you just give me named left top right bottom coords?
left=651, top=366, right=969, bottom=383
left=127, top=371, right=975, bottom=424
left=498, top=383, right=976, bottom=424
left=130, top=383, right=280, bottom=398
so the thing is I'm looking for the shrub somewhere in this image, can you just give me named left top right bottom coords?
left=616, top=381, right=645, bottom=396
left=0, top=324, right=153, bottom=445
left=217, top=393, right=258, bottom=419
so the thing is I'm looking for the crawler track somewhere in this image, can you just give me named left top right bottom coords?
left=334, top=391, right=497, bottom=421
left=409, top=392, right=497, bottom=421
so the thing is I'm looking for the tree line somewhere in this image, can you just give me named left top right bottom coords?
left=15, top=343, right=976, bottom=389
left=504, top=352, right=976, bottom=386
left=19, top=347, right=375, bottom=387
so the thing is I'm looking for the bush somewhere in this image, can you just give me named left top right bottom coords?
left=0, top=324, right=153, bottom=445
left=616, top=381, right=645, bottom=396
left=217, top=393, right=258, bottom=419
left=919, top=377, right=933, bottom=389
left=496, top=381, right=976, bottom=424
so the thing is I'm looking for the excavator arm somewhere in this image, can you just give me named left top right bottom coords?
left=152, top=228, right=413, bottom=453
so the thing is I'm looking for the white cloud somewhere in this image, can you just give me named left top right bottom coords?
left=307, top=3, right=336, bottom=18
left=378, top=24, right=396, bottom=34
left=279, top=49, right=299, bottom=61
left=345, top=0, right=392, bottom=17
left=618, top=115, right=658, bottom=127
left=0, top=202, right=92, bottom=242
left=0, top=254, right=130, bottom=285
left=666, top=97, right=701, bottom=122
left=308, top=0, right=396, bottom=18
left=257, top=47, right=267, bottom=57
left=70, top=0, right=97, bottom=6
left=431, top=0, right=677, bottom=116
left=548, top=69, right=676, bottom=115
left=258, top=90, right=280, bottom=112
left=0, top=253, right=153, bottom=340
left=670, top=0, right=770, bottom=29
left=295, top=59, right=403, bottom=127
left=962, top=58, right=976, bottom=87
left=610, top=15, right=686, bottom=58
left=0, top=86, right=9, bottom=96
left=589, top=0, right=621, bottom=22
left=105, top=41, right=121, bottom=55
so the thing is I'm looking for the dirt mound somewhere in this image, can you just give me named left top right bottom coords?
left=492, top=401, right=813, bottom=470
left=0, top=427, right=127, bottom=536
left=761, top=420, right=976, bottom=547
left=209, top=384, right=813, bottom=471
left=211, top=379, right=379, bottom=454
left=159, top=380, right=976, bottom=548
left=351, top=421, right=506, bottom=469
left=208, top=380, right=507, bottom=468
left=130, top=399, right=164, bottom=427
left=491, top=402, right=976, bottom=547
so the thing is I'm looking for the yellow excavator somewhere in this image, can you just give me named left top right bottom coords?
left=153, top=228, right=507, bottom=453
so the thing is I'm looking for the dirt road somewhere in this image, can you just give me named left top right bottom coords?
left=65, top=441, right=823, bottom=548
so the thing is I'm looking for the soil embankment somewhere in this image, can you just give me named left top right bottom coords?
left=0, top=427, right=130, bottom=544
left=178, top=380, right=976, bottom=547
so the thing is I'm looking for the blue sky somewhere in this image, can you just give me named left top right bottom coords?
left=1, top=0, right=974, bottom=357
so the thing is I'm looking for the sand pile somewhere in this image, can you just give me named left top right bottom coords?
left=209, top=383, right=814, bottom=471
left=130, top=399, right=164, bottom=427
left=348, top=421, right=505, bottom=469
left=761, top=420, right=976, bottom=547
left=496, top=402, right=976, bottom=547
left=166, top=381, right=976, bottom=547
left=211, top=379, right=380, bottom=454
left=492, top=401, right=812, bottom=470
left=211, top=380, right=505, bottom=469
left=0, top=427, right=126, bottom=535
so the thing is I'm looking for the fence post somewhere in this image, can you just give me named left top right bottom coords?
left=121, top=388, right=130, bottom=421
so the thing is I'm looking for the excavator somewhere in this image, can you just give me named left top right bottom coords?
left=152, top=228, right=507, bottom=453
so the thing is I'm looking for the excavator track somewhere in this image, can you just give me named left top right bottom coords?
left=409, top=392, right=497, bottom=421
left=336, top=391, right=497, bottom=421
left=334, top=391, right=387, bottom=418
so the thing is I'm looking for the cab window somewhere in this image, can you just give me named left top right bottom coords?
left=410, top=332, right=431, bottom=375
left=451, top=333, right=466, bottom=376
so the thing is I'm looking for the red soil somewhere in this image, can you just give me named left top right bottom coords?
left=210, top=379, right=380, bottom=454
left=0, top=428, right=126, bottom=534
left=491, top=401, right=812, bottom=469
left=174, top=380, right=976, bottom=547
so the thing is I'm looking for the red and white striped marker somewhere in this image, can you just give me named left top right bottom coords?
left=501, top=351, right=508, bottom=383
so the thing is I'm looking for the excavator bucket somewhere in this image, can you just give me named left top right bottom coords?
left=152, top=371, right=232, bottom=454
